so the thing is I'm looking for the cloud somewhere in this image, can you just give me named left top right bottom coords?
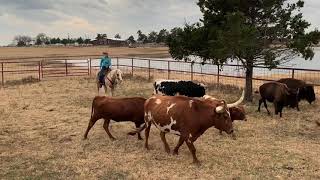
left=0, top=0, right=202, bottom=45
left=0, top=0, right=54, bottom=10
left=0, top=0, right=319, bottom=46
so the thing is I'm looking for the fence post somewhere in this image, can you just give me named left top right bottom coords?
left=217, top=65, right=220, bottom=85
left=89, top=58, right=92, bottom=76
left=131, top=58, right=134, bottom=77
left=38, top=61, right=41, bottom=81
left=168, top=61, right=170, bottom=79
left=191, top=62, right=194, bottom=81
left=1, top=62, right=4, bottom=87
left=65, top=59, right=68, bottom=76
left=41, top=59, right=44, bottom=79
left=117, top=57, right=119, bottom=69
left=291, top=69, right=295, bottom=79
left=148, top=59, right=151, bottom=80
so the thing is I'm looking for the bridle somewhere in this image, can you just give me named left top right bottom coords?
left=106, top=69, right=121, bottom=88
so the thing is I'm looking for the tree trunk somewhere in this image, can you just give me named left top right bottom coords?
left=245, top=64, right=253, bottom=102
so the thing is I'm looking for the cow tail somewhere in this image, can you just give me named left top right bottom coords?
left=128, top=123, right=146, bottom=135
left=90, top=99, right=94, bottom=120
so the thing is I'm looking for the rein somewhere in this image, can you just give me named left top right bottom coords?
left=106, top=77, right=114, bottom=88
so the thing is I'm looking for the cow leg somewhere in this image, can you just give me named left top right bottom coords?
left=279, top=105, right=283, bottom=118
left=296, top=103, right=300, bottom=111
left=144, top=121, right=152, bottom=150
left=160, top=132, right=170, bottom=154
left=185, top=140, right=200, bottom=165
left=103, top=119, right=116, bottom=140
left=173, top=135, right=186, bottom=155
left=134, top=122, right=143, bottom=140
left=258, top=99, right=263, bottom=112
left=274, top=102, right=278, bottom=115
left=263, top=100, right=270, bottom=115
left=83, top=116, right=99, bottom=139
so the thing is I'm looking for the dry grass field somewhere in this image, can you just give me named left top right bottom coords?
left=0, top=46, right=170, bottom=59
left=0, top=76, right=319, bottom=179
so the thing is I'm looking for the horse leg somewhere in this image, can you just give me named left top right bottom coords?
left=111, top=87, right=114, bottom=96
left=103, top=84, right=108, bottom=96
left=97, top=81, right=100, bottom=95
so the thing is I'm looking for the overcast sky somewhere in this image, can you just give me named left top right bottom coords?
left=0, top=0, right=319, bottom=45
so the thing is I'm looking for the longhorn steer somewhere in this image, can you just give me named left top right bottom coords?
left=133, top=91, right=244, bottom=164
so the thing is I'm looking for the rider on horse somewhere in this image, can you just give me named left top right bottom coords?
left=99, top=52, right=112, bottom=87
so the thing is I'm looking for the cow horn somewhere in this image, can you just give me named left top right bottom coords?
left=215, top=104, right=225, bottom=113
left=227, top=90, right=245, bottom=108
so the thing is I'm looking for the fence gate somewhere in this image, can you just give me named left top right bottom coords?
left=41, top=59, right=90, bottom=78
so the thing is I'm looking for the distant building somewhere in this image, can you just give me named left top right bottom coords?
left=92, top=38, right=128, bottom=47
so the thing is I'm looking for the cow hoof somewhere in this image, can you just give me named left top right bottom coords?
left=110, top=137, right=116, bottom=141
left=192, top=160, right=201, bottom=166
left=172, top=151, right=179, bottom=155
left=127, top=132, right=136, bottom=136
left=165, top=149, right=170, bottom=154
left=231, top=134, right=237, bottom=140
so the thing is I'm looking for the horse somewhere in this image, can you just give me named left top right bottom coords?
left=96, top=69, right=123, bottom=96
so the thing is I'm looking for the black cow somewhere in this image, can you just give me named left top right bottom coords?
left=277, top=78, right=316, bottom=104
left=257, top=82, right=299, bottom=117
left=153, top=79, right=206, bottom=97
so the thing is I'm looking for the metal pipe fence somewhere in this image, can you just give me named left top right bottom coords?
left=1, top=55, right=320, bottom=94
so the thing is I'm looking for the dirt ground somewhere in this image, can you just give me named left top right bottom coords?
left=0, top=46, right=170, bottom=59
left=0, top=76, right=319, bottom=179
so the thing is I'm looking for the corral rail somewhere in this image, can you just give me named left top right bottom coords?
left=1, top=55, right=319, bottom=94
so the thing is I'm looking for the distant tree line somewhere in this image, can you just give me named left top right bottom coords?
left=13, top=33, right=91, bottom=47
left=12, top=29, right=171, bottom=47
